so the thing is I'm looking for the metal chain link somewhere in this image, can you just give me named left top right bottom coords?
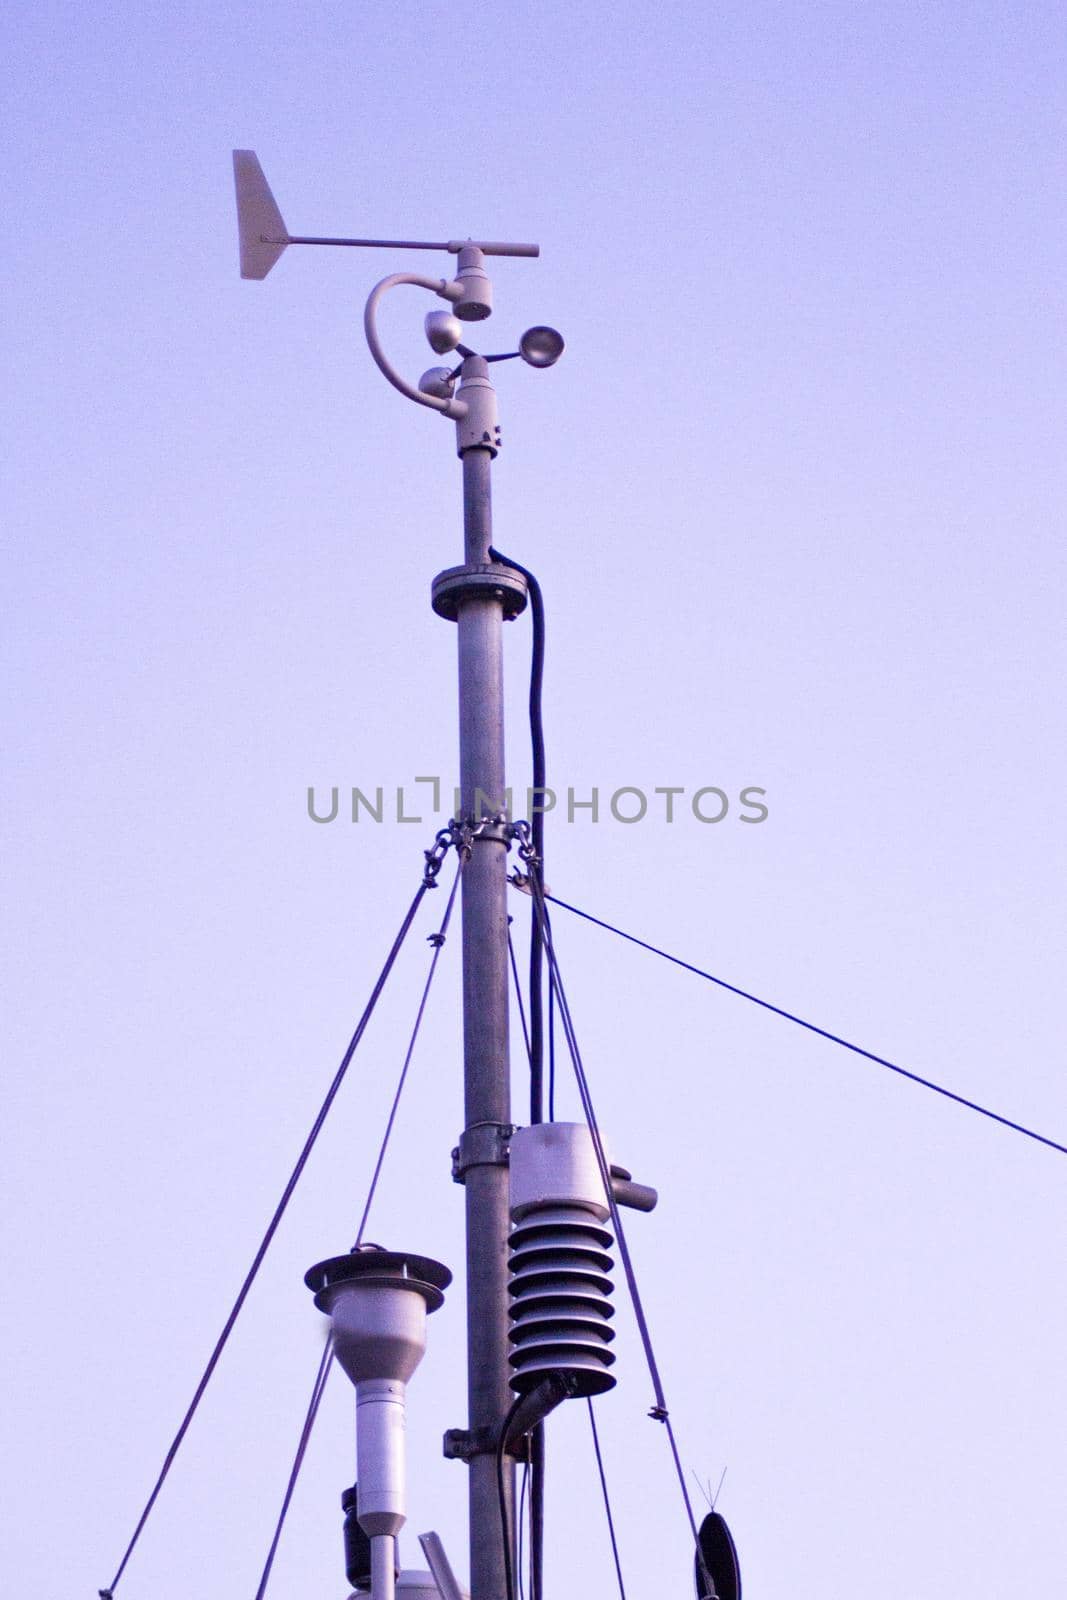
left=424, top=811, right=513, bottom=887
left=507, top=818, right=540, bottom=888
left=422, top=826, right=457, bottom=887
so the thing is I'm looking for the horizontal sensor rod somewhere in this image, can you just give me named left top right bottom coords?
left=278, top=235, right=540, bottom=258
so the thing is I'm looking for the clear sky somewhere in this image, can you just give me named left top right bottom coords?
left=3, top=2, right=1065, bottom=1597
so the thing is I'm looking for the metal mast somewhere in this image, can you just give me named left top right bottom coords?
left=364, top=244, right=559, bottom=1600
left=234, top=151, right=564, bottom=1600
left=448, top=441, right=516, bottom=1600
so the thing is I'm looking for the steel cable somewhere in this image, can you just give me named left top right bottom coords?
left=251, top=1335, right=335, bottom=1600
left=541, top=890, right=1067, bottom=1160
left=354, top=857, right=465, bottom=1244
left=588, top=1399, right=627, bottom=1600
left=99, top=844, right=451, bottom=1598
left=251, top=858, right=464, bottom=1600
left=507, top=925, right=533, bottom=1066
left=522, top=868, right=714, bottom=1594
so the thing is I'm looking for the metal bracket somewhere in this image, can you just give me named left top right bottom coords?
left=451, top=1121, right=515, bottom=1183
left=431, top=562, right=528, bottom=622
left=443, top=1425, right=531, bottom=1463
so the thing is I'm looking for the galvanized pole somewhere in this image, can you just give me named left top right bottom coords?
left=461, top=448, right=513, bottom=1600
left=234, top=163, right=557, bottom=1600
left=433, top=427, right=524, bottom=1600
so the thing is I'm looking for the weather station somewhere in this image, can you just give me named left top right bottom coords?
left=99, top=145, right=1063, bottom=1600
left=224, top=149, right=732, bottom=1600
left=91, top=149, right=735, bottom=1600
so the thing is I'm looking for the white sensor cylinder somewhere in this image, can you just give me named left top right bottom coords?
left=509, top=1122, right=611, bottom=1222
left=454, top=355, right=500, bottom=458
left=327, top=1283, right=427, bottom=1539
left=306, top=1250, right=449, bottom=1578
left=452, top=244, right=493, bottom=321
left=313, top=1275, right=434, bottom=1539
left=356, top=1379, right=408, bottom=1537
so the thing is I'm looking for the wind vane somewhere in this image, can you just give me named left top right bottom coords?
left=233, top=149, right=564, bottom=442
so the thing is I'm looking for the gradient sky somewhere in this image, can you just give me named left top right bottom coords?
left=4, top=3, right=1066, bottom=1597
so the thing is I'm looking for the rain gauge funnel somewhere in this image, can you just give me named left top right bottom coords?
left=305, top=1248, right=451, bottom=1554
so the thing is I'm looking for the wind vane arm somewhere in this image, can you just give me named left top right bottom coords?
left=232, top=150, right=538, bottom=280
left=288, top=235, right=540, bottom=258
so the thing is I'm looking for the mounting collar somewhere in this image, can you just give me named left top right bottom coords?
left=451, top=1121, right=515, bottom=1183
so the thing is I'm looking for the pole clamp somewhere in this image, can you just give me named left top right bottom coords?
left=451, top=1121, right=515, bottom=1182
left=443, top=1425, right=531, bottom=1463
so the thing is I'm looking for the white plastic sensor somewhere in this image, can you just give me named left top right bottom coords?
left=508, top=1124, right=617, bottom=1398
left=305, top=1250, right=449, bottom=1550
left=452, top=356, right=500, bottom=459
left=510, top=1123, right=610, bottom=1221
left=452, top=245, right=493, bottom=322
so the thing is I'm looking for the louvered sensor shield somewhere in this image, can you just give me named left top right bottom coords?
left=507, top=1123, right=617, bottom=1398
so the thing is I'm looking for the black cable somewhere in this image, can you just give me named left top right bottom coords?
left=517, top=1461, right=530, bottom=1600
left=542, top=891, right=1067, bottom=1161
left=252, top=1336, right=334, bottom=1600
left=528, top=1419, right=545, bottom=1600
left=100, top=867, right=436, bottom=1597
left=587, top=1399, right=627, bottom=1600
left=489, top=545, right=548, bottom=1600
left=354, top=858, right=465, bottom=1243
left=508, top=910, right=548, bottom=1594
left=496, top=1395, right=528, bottom=1600
left=488, top=545, right=546, bottom=1124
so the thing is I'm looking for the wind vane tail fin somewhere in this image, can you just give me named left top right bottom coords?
left=233, top=150, right=289, bottom=280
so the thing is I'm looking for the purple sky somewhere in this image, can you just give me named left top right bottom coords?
left=4, top=2, right=1065, bottom=1596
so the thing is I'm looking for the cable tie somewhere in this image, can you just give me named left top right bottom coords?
left=648, top=1405, right=669, bottom=1423
left=427, top=932, right=446, bottom=948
